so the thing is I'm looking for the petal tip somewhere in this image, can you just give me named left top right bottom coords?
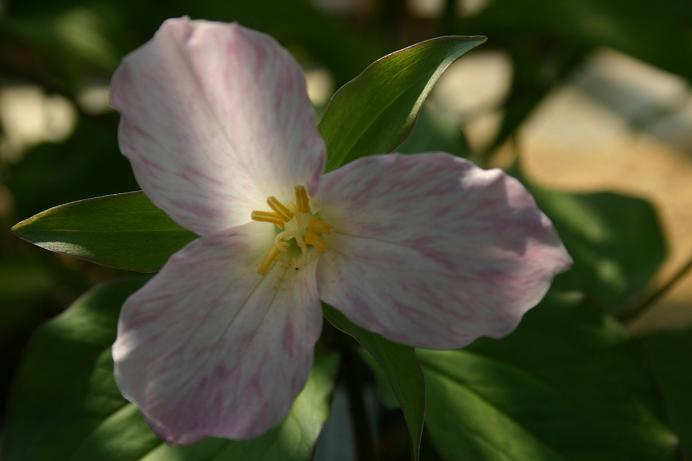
left=557, top=246, right=574, bottom=274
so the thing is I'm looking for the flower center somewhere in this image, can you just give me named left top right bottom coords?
left=251, top=185, right=332, bottom=275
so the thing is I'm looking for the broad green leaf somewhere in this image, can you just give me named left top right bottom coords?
left=12, top=192, right=196, bottom=272
left=2, top=277, right=339, bottom=461
left=323, top=304, right=425, bottom=461
left=419, top=292, right=677, bottom=461
left=319, top=35, right=486, bottom=171
left=642, top=330, right=692, bottom=457
left=528, top=185, right=667, bottom=313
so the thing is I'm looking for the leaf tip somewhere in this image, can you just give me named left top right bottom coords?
left=10, top=218, right=29, bottom=237
left=465, top=35, right=488, bottom=47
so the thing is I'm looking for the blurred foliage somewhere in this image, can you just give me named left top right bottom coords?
left=397, top=105, right=471, bottom=158
left=324, top=304, right=425, bottom=461
left=1, top=0, right=691, bottom=460
left=458, top=0, right=692, bottom=156
left=6, top=113, right=138, bottom=218
left=461, top=0, right=692, bottom=80
left=0, top=0, right=381, bottom=94
left=1, top=278, right=339, bottom=461
left=420, top=291, right=677, bottom=461
left=526, top=179, right=668, bottom=314
left=642, top=329, right=692, bottom=457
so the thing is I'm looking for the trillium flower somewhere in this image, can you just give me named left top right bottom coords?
left=111, top=17, right=572, bottom=444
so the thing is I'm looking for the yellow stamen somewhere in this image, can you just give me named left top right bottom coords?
left=295, top=185, right=310, bottom=213
left=308, top=218, right=332, bottom=234
left=251, top=210, right=284, bottom=227
left=253, top=185, right=333, bottom=275
left=267, top=196, right=293, bottom=221
left=257, top=242, right=288, bottom=274
left=304, top=231, right=327, bottom=252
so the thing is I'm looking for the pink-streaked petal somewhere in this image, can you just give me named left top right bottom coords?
left=113, top=222, right=322, bottom=443
left=111, top=18, right=325, bottom=236
left=316, top=153, right=571, bottom=349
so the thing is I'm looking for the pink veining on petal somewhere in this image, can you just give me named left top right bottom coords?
left=282, top=319, right=295, bottom=358
left=316, top=153, right=571, bottom=349
left=111, top=17, right=326, bottom=236
left=168, top=199, right=226, bottom=221
left=113, top=223, right=323, bottom=443
left=178, top=166, right=227, bottom=188
left=110, top=15, right=574, bottom=450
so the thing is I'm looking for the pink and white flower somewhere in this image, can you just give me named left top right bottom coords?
left=111, top=17, right=572, bottom=444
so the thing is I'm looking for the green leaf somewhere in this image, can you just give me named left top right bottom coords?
left=397, top=105, right=471, bottom=158
left=419, top=292, right=677, bottom=461
left=323, top=304, right=425, bottom=461
left=319, top=35, right=486, bottom=171
left=528, top=185, right=667, bottom=313
left=12, top=192, right=196, bottom=272
left=642, top=330, right=692, bottom=457
left=2, top=277, right=340, bottom=461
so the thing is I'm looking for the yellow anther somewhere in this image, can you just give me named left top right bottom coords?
left=251, top=210, right=284, bottom=227
left=304, top=231, right=328, bottom=253
left=254, top=185, right=332, bottom=275
left=267, top=196, right=293, bottom=221
left=307, top=218, right=332, bottom=234
left=257, top=242, right=288, bottom=275
left=295, top=185, right=310, bottom=213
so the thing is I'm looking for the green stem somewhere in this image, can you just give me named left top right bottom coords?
left=343, top=347, right=376, bottom=461
left=623, top=254, right=692, bottom=324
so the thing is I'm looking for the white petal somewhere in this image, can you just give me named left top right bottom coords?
left=113, top=222, right=323, bottom=442
left=316, top=153, right=571, bottom=349
left=111, top=18, right=325, bottom=236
